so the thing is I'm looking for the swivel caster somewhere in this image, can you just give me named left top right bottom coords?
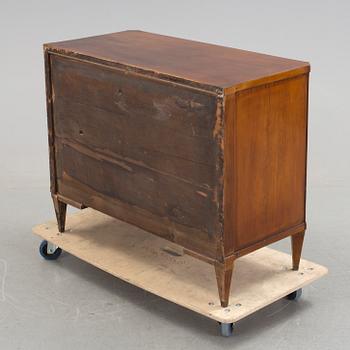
left=39, top=240, right=62, bottom=260
left=286, top=288, right=302, bottom=301
left=219, top=322, right=234, bottom=337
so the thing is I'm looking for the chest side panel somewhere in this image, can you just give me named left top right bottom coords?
left=49, top=54, right=223, bottom=258
left=233, top=74, right=308, bottom=251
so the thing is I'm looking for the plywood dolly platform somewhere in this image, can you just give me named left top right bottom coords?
left=33, top=208, right=328, bottom=337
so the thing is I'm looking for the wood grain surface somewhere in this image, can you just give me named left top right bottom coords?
left=45, top=30, right=309, bottom=92
left=49, top=54, right=224, bottom=259
left=44, top=32, right=310, bottom=306
left=233, top=74, right=308, bottom=252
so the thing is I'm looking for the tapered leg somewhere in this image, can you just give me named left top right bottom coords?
left=52, top=195, right=67, bottom=233
left=291, top=231, right=305, bottom=270
left=214, top=257, right=235, bottom=307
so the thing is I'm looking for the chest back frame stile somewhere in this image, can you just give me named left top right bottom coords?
left=44, top=30, right=310, bottom=307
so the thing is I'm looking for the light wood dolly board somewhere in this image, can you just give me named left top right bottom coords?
left=33, top=208, right=328, bottom=336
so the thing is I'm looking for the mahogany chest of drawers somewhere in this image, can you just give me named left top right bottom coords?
left=44, top=30, right=309, bottom=307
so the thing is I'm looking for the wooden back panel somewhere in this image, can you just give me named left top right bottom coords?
left=49, top=54, right=223, bottom=258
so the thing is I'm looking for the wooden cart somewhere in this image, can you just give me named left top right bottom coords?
left=33, top=209, right=327, bottom=336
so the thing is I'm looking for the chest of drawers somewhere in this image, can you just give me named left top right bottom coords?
left=44, top=30, right=309, bottom=307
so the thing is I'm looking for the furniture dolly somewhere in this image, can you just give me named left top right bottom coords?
left=33, top=209, right=327, bottom=336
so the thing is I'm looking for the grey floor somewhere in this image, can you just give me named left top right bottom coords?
left=1, top=1, right=350, bottom=349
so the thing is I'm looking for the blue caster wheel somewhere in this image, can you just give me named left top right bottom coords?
left=286, top=288, right=302, bottom=301
left=39, top=240, right=62, bottom=260
left=219, top=322, right=234, bottom=337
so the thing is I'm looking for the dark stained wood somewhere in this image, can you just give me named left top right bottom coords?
left=44, top=51, right=57, bottom=194
left=44, top=31, right=310, bottom=307
left=52, top=194, right=67, bottom=232
left=291, top=231, right=305, bottom=270
left=57, top=169, right=218, bottom=259
left=44, top=31, right=309, bottom=92
left=51, top=55, right=219, bottom=187
left=222, top=94, right=236, bottom=258
left=56, top=193, right=86, bottom=210
left=55, top=141, right=219, bottom=235
left=214, top=257, right=235, bottom=307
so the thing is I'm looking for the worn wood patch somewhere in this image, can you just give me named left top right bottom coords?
left=49, top=54, right=225, bottom=257
left=51, top=55, right=219, bottom=168
left=56, top=141, right=217, bottom=235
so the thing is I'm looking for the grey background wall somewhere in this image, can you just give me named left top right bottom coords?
left=0, top=1, right=349, bottom=349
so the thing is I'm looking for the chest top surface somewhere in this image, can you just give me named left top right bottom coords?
left=45, top=30, right=309, bottom=92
